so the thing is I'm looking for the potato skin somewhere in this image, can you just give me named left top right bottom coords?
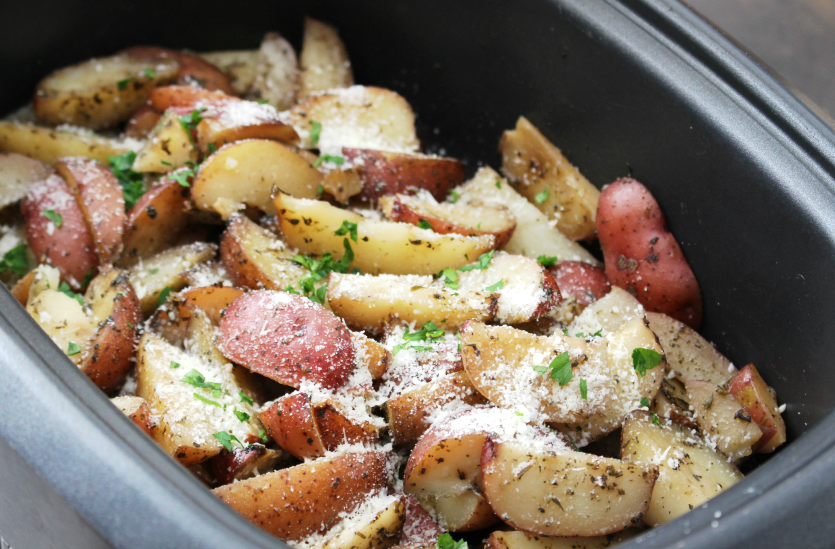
left=122, top=47, right=235, bottom=94
left=120, top=174, right=190, bottom=265
left=597, top=178, right=702, bottom=328
left=550, top=260, right=611, bottom=309
left=21, top=174, right=99, bottom=289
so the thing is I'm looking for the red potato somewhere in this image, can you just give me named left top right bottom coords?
left=400, top=496, right=443, bottom=545
left=124, top=105, right=161, bottom=139
left=259, top=392, right=327, bottom=460
left=195, top=99, right=299, bottom=154
left=685, top=380, right=763, bottom=461
left=21, top=174, right=98, bottom=289
left=55, top=157, right=125, bottom=265
left=550, top=260, right=611, bottom=309
left=342, top=148, right=466, bottom=204
left=218, top=290, right=355, bottom=390
left=418, top=491, right=499, bottom=532
left=150, top=285, right=244, bottom=350
left=210, top=445, right=285, bottom=487
left=119, top=174, right=191, bottom=266
left=729, top=363, right=787, bottom=453
left=313, top=398, right=381, bottom=450
left=148, top=85, right=233, bottom=112
left=122, top=47, right=236, bottom=94
left=110, top=396, right=155, bottom=437
left=379, top=193, right=517, bottom=248
left=213, top=450, right=391, bottom=542
left=597, top=178, right=702, bottom=328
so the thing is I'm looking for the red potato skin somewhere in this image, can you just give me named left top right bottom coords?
left=597, top=178, right=702, bottom=328
left=729, top=363, right=786, bottom=453
left=127, top=400, right=154, bottom=437
left=121, top=174, right=191, bottom=264
left=148, top=85, right=234, bottom=112
left=56, top=157, right=126, bottom=265
left=122, top=47, right=236, bottom=95
left=401, top=495, right=443, bottom=544
left=386, top=195, right=516, bottom=249
left=343, top=148, right=466, bottom=204
left=550, top=260, right=611, bottom=309
left=218, top=290, right=355, bottom=390
left=313, top=401, right=379, bottom=450
left=211, top=445, right=267, bottom=487
left=258, top=393, right=326, bottom=460
left=21, top=174, right=98, bottom=290
left=125, top=105, right=162, bottom=139
left=532, top=267, right=562, bottom=319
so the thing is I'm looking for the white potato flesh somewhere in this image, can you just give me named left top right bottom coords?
left=482, top=440, right=657, bottom=537
left=129, top=242, right=216, bottom=315
left=200, top=50, right=259, bottom=95
left=0, top=122, right=136, bottom=165
left=132, top=110, right=198, bottom=173
left=487, top=530, right=613, bottom=549
left=568, top=286, right=645, bottom=337
left=418, top=490, right=498, bottom=532
left=620, top=410, right=743, bottom=526
left=250, top=32, right=299, bottom=110
left=455, top=167, right=599, bottom=265
left=318, top=495, right=404, bottom=549
left=685, top=380, right=762, bottom=462
left=298, top=17, right=354, bottom=98
left=0, top=152, right=54, bottom=208
left=647, top=312, right=737, bottom=385
left=276, top=195, right=497, bottom=275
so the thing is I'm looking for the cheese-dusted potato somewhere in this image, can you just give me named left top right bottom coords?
left=0, top=122, right=136, bottom=165
left=0, top=152, right=54, bottom=209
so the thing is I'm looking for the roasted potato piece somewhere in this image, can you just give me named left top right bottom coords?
left=685, top=380, right=762, bottom=461
left=481, top=439, right=657, bottom=536
left=111, top=396, right=155, bottom=436
left=259, top=392, right=327, bottom=460
left=195, top=99, right=298, bottom=153
left=298, top=17, right=354, bottom=97
left=314, top=397, right=382, bottom=450
left=217, top=290, right=355, bottom=390
left=136, top=332, right=262, bottom=466
left=550, top=260, right=611, bottom=309
left=288, top=87, right=419, bottom=154
left=400, top=496, right=443, bottom=545
left=199, top=50, right=259, bottom=96
left=500, top=117, right=599, bottom=241
left=152, top=285, right=244, bottom=346
left=418, top=491, right=498, bottom=533
left=213, top=451, right=392, bottom=541
left=128, top=242, right=216, bottom=315
left=380, top=192, right=516, bottom=248
left=621, top=410, right=743, bottom=526
left=210, top=445, right=285, bottom=486
left=33, top=52, right=178, bottom=129
left=21, top=174, right=98, bottom=289
left=132, top=110, right=198, bottom=173
left=249, top=32, right=299, bottom=110
left=121, top=46, right=235, bottom=94
left=568, top=286, right=645, bottom=337
left=598, top=178, right=702, bottom=328
left=343, top=150, right=465, bottom=204
left=729, top=363, right=787, bottom=453
left=56, top=157, right=125, bottom=264
left=456, top=167, right=599, bottom=265
left=276, top=194, right=497, bottom=275
left=192, top=139, right=322, bottom=219
left=487, top=530, right=614, bottom=549
left=0, top=122, right=135, bottom=165
left=219, top=215, right=307, bottom=290
left=646, top=311, right=736, bottom=385
left=328, top=272, right=497, bottom=334
left=319, top=496, right=404, bottom=549
left=147, top=85, right=232, bottom=112
left=0, top=152, right=54, bottom=209
left=125, top=105, right=161, bottom=139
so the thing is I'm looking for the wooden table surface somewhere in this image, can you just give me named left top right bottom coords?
left=686, top=0, right=835, bottom=120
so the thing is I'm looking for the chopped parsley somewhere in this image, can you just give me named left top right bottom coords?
left=316, top=184, right=324, bottom=198
left=534, top=188, right=550, bottom=204
left=127, top=323, right=134, bottom=329
left=169, top=162, right=198, bottom=188
left=334, top=220, right=358, bottom=243
left=288, top=238, right=355, bottom=304
left=178, top=108, right=205, bottom=149
left=180, top=369, right=227, bottom=398
left=108, top=152, right=146, bottom=208
left=233, top=408, right=250, bottom=423
left=580, top=378, right=588, bottom=400
left=514, top=411, right=524, bottom=417
left=309, top=120, right=322, bottom=147
left=259, top=428, right=269, bottom=444
left=238, top=391, right=254, bottom=405
left=632, top=348, right=663, bottom=376
left=495, top=180, right=502, bottom=188
left=43, top=209, right=63, bottom=228
left=537, top=255, right=558, bottom=268
left=143, top=68, right=156, bottom=78
left=194, top=393, right=222, bottom=407
left=417, top=219, right=432, bottom=230
left=313, top=154, right=345, bottom=168
left=81, top=269, right=95, bottom=289
left=533, top=351, right=572, bottom=386
left=484, top=279, right=504, bottom=292
left=207, top=143, right=217, bottom=155
left=640, top=396, right=650, bottom=407
left=58, top=282, right=84, bottom=306
left=170, top=361, right=180, bottom=369
left=117, top=78, right=134, bottom=90
left=439, top=268, right=459, bottom=290
left=149, top=268, right=159, bottom=275
left=157, top=286, right=172, bottom=307
left=592, top=328, right=603, bottom=337
left=213, top=431, right=244, bottom=452
left=0, top=245, right=29, bottom=276
left=652, top=413, right=662, bottom=426
left=459, top=250, right=495, bottom=272
left=392, top=321, right=445, bottom=356
left=437, top=533, right=467, bottom=549
left=67, top=342, right=82, bottom=356
left=448, top=189, right=461, bottom=204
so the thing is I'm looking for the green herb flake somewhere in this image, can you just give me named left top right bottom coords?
left=58, top=281, right=85, bottom=306
left=238, top=391, right=254, bottom=405
left=495, top=180, right=502, bottom=188
left=316, top=184, right=324, bottom=198
left=534, top=188, right=550, bottom=204
left=81, top=269, right=95, bottom=288
left=143, top=68, right=156, bottom=78
left=437, top=533, right=467, bottom=549
left=391, top=321, right=446, bottom=355
left=417, top=219, right=432, bottom=230
left=440, top=268, right=460, bottom=290
left=108, top=152, right=147, bottom=208
left=194, top=393, right=222, bottom=407
left=43, top=209, right=63, bottom=228
left=67, top=341, right=82, bottom=356
left=484, top=279, right=504, bottom=292
left=207, top=143, right=217, bottom=155
left=580, top=378, right=588, bottom=400
left=459, top=250, right=495, bottom=272
left=117, top=78, right=134, bottom=90
left=178, top=108, right=205, bottom=149
left=537, top=255, right=558, bottom=268
left=150, top=268, right=159, bottom=275
left=632, top=348, right=663, bottom=377
left=533, top=351, right=572, bottom=387
left=309, top=120, right=322, bottom=147
left=334, top=220, right=359, bottom=243
left=592, top=329, right=603, bottom=337
left=514, top=411, right=524, bottom=417
left=127, top=323, right=134, bottom=329
left=313, top=154, right=345, bottom=168
left=652, top=413, right=662, bottom=426
left=170, top=361, right=180, bottom=369
left=213, top=431, right=243, bottom=452
left=449, top=190, right=461, bottom=204
left=640, top=397, right=650, bottom=407
left=259, top=428, right=269, bottom=443
left=0, top=244, right=30, bottom=276
left=157, top=286, right=172, bottom=307
left=233, top=408, right=251, bottom=423
left=292, top=238, right=355, bottom=304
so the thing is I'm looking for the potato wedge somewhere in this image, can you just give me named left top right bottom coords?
left=199, top=50, right=259, bottom=95
left=195, top=99, right=298, bottom=153
left=192, top=139, right=322, bottom=219
left=379, top=324, right=463, bottom=398
left=313, top=398, right=381, bottom=450
left=386, top=371, right=488, bottom=445
left=343, top=149, right=465, bottom=204
left=33, top=52, right=178, bottom=129
left=136, top=332, right=262, bottom=466
left=353, top=331, right=392, bottom=381
left=210, top=444, right=285, bottom=487
left=328, top=272, right=497, bottom=334
left=21, top=174, right=99, bottom=288
left=249, top=32, right=299, bottom=110
left=728, top=363, right=787, bottom=453
left=380, top=192, right=516, bottom=248
left=500, top=117, right=599, bottom=241
left=276, top=195, right=497, bottom=275
left=125, top=105, right=161, bottom=139
left=119, top=174, right=190, bottom=266
left=455, top=167, right=599, bottom=265
left=151, top=285, right=244, bottom=346
left=148, top=85, right=232, bottom=112
left=418, top=491, right=498, bottom=532
left=288, top=86, right=419, bottom=154
left=0, top=122, right=136, bottom=165
left=259, top=392, right=327, bottom=460
left=213, top=451, right=391, bottom=541
left=129, top=242, right=216, bottom=315
left=298, top=17, right=354, bottom=97
left=111, top=396, right=155, bottom=436
left=219, top=215, right=307, bottom=290
left=0, top=152, right=54, bottom=209
left=550, top=260, right=611, bottom=310
left=120, top=46, right=235, bottom=94
left=620, top=410, right=743, bottom=526
left=400, top=496, right=443, bottom=545
left=321, top=168, right=364, bottom=204
left=132, top=110, right=198, bottom=173
left=317, top=494, right=404, bottom=549
left=568, top=286, right=645, bottom=338
left=685, top=380, right=762, bottom=461
left=487, top=530, right=614, bottom=549
left=647, top=312, right=736, bottom=385
left=481, top=439, right=657, bottom=536
left=56, top=157, right=126, bottom=264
